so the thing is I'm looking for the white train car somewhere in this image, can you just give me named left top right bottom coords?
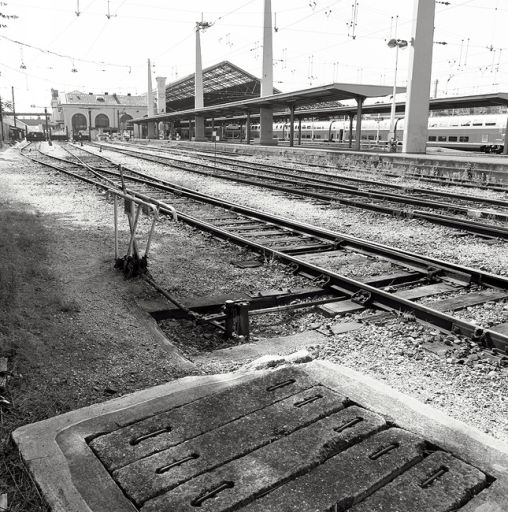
left=241, top=114, right=506, bottom=153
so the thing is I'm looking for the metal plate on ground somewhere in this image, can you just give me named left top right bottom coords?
left=12, top=361, right=508, bottom=512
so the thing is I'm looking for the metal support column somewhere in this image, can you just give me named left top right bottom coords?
left=0, top=97, right=4, bottom=144
left=11, top=86, right=16, bottom=131
left=289, top=104, right=295, bottom=147
left=348, top=114, right=354, bottom=148
left=298, top=117, right=302, bottom=145
left=44, top=107, right=52, bottom=146
left=403, top=0, right=436, bottom=153
left=503, top=114, right=508, bottom=155
left=260, top=107, right=276, bottom=145
left=355, top=96, right=364, bottom=151
left=246, top=112, right=251, bottom=145
left=147, top=122, right=156, bottom=139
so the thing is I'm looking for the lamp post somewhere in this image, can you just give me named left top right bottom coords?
left=44, top=107, right=52, bottom=145
left=0, top=97, right=4, bottom=146
left=31, top=104, right=52, bottom=145
left=387, top=38, right=408, bottom=145
left=87, top=108, right=92, bottom=141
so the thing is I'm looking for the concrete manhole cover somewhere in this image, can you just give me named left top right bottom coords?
left=13, top=362, right=508, bottom=511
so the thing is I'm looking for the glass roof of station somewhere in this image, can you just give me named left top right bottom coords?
left=165, top=61, right=280, bottom=112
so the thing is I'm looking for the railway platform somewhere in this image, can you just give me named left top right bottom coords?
left=133, top=138, right=508, bottom=185
left=13, top=359, right=508, bottom=512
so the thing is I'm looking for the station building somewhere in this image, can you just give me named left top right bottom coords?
left=50, top=88, right=147, bottom=139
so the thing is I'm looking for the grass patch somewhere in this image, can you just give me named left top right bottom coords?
left=0, top=208, right=55, bottom=511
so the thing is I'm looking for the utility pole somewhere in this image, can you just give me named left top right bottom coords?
left=0, top=97, right=4, bottom=145
left=11, top=86, right=16, bottom=129
left=147, top=59, right=154, bottom=117
left=44, top=107, right=52, bottom=146
left=88, top=108, right=92, bottom=141
left=146, top=58, right=155, bottom=138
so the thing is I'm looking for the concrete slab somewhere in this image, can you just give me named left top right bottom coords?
left=90, top=367, right=317, bottom=471
left=114, top=385, right=347, bottom=505
left=12, top=360, right=508, bottom=512
left=240, top=428, right=426, bottom=512
left=142, top=407, right=387, bottom=512
left=490, top=322, right=508, bottom=336
left=350, top=451, right=487, bottom=512
left=193, top=325, right=362, bottom=363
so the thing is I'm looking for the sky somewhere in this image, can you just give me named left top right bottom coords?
left=0, top=0, right=507, bottom=111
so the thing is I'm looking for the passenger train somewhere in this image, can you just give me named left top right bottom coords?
left=26, top=131, right=68, bottom=142
left=224, top=113, right=507, bottom=153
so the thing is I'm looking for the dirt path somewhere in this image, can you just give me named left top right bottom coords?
left=0, top=148, right=198, bottom=510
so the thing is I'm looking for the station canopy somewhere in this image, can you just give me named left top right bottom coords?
left=135, top=81, right=403, bottom=125
left=165, top=61, right=281, bottom=112
left=300, top=92, right=508, bottom=120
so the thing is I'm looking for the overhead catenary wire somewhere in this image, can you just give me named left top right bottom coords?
left=0, top=34, right=131, bottom=70
left=2, top=0, right=507, bottom=107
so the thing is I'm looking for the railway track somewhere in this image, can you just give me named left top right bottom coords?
left=382, top=169, right=508, bottom=192
left=111, top=140, right=508, bottom=194
left=91, top=141, right=508, bottom=239
left=177, top=140, right=508, bottom=192
left=22, top=142, right=508, bottom=355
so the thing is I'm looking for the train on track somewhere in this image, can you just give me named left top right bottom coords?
left=223, top=113, right=507, bottom=153
left=26, top=131, right=68, bottom=142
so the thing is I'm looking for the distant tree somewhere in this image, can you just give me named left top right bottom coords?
left=1, top=99, right=13, bottom=111
left=0, top=2, right=18, bottom=29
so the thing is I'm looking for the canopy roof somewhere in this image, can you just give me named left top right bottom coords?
left=297, top=92, right=508, bottom=119
left=134, top=82, right=403, bottom=123
left=165, top=61, right=280, bottom=112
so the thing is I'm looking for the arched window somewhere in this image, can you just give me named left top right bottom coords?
left=119, top=113, right=132, bottom=131
left=71, top=113, right=87, bottom=133
left=95, top=113, right=110, bottom=128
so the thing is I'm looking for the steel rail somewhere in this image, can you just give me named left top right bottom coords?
left=24, top=146, right=508, bottom=352
left=158, top=156, right=508, bottom=219
left=382, top=170, right=508, bottom=193
left=167, top=207, right=508, bottom=354
left=123, top=142, right=508, bottom=209
left=102, top=142, right=508, bottom=208
left=108, top=140, right=508, bottom=193
left=89, top=143, right=508, bottom=239
left=61, top=145, right=508, bottom=290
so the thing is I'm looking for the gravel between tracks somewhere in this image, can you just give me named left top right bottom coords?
left=89, top=143, right=508, bottom=276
